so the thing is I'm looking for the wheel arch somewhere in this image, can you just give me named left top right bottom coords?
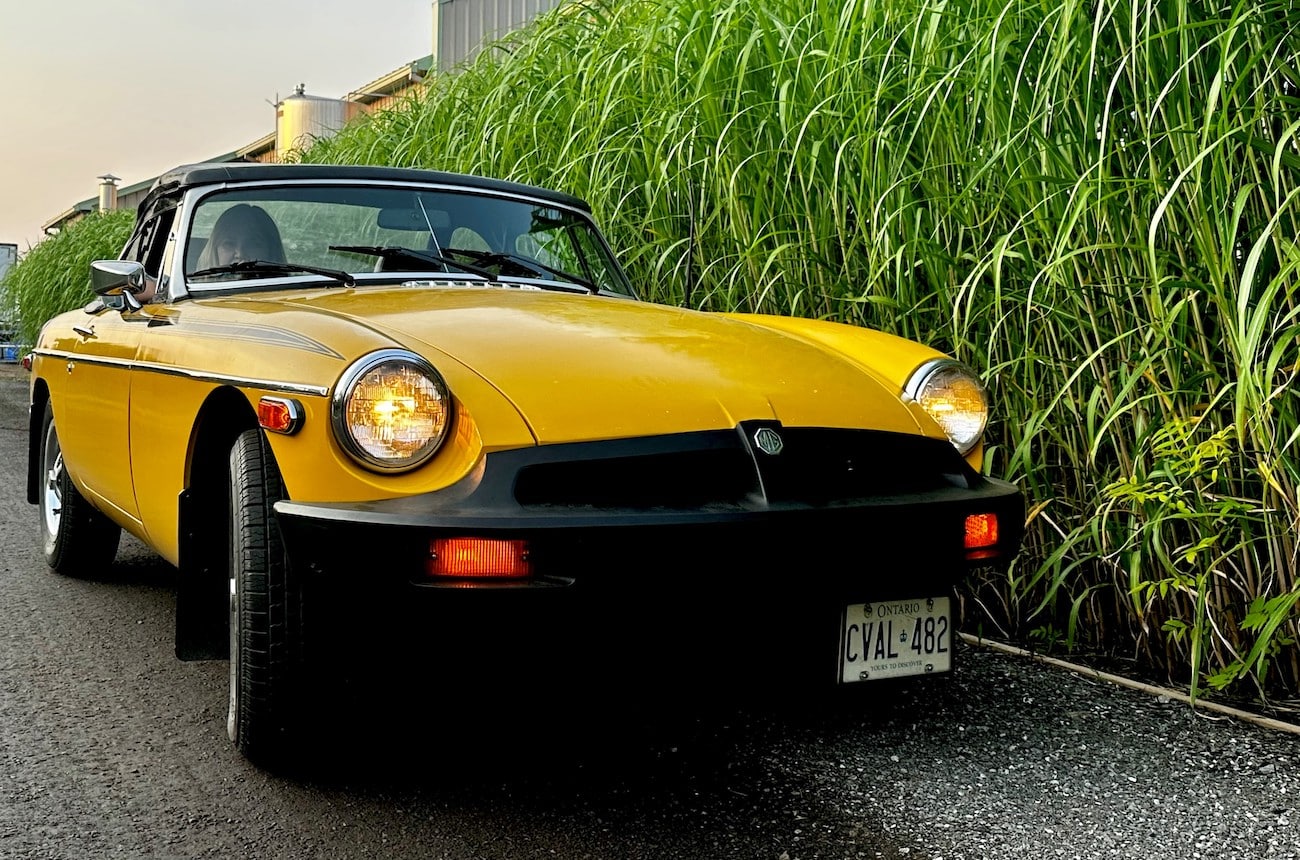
left=175, top=385, right=260, bottom=660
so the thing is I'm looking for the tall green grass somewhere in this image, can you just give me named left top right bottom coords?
left=305, top=0, right=1300, bottom=702
left=0, top=211, right=134, bottom=344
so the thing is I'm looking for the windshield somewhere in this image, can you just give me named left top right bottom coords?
left=182, top=184, right=635, bottom=296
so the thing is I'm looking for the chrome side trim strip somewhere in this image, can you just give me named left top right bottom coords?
left=33, top=349, right=330, bottom=397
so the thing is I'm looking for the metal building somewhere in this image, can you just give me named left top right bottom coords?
left=0, top=243, right=15, bottom=282
left=1, top=243, right=17, bottom=361
left=435, top=0, right=564, bottom=71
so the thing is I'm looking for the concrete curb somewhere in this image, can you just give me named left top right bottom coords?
left=961, top=632, right=1300, bottom=736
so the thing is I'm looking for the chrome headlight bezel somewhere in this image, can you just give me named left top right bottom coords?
left=904, top=358, right=989, bottom=456
left=331, top=349, right=454, bottom=473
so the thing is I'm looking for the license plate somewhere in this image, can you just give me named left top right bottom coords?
left=840, top=597, right=951, bottom=682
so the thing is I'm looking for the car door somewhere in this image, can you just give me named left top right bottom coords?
left=57, top=207, right=176, bottom=529
left=59, top=308, right=146, bottom=525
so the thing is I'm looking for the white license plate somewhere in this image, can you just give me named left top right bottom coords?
left=840, top=597, right=951, bottom=682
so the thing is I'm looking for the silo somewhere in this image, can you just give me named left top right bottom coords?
left=275, top=84, right=360, bottom=161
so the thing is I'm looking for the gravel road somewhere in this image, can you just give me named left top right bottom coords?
left=1, top=365, right=1296, bottom=859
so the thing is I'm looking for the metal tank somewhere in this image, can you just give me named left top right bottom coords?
left=275, top=84, right=360, bottom=161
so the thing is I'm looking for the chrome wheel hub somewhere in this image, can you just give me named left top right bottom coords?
left=42, top=434, right=63, bottom=540
left=227, top=568, right=239, bottom=742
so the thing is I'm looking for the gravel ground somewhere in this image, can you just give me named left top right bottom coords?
left=769, top=645, right=1300, bottom=859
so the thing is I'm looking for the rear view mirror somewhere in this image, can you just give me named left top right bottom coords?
left=376, top=207, right=450, bottom=231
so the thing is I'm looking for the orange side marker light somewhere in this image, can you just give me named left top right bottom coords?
left=257, top=397, right=303, bottom=435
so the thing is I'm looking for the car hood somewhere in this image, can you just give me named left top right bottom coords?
left=266, top=287, right=928, bottom=444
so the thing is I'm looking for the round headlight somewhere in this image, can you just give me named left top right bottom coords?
left=904, top=358, right=988, bottom=455
left=331, top=350, right=453, bottom=472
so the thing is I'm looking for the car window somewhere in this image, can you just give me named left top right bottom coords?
left=140, top=210, right=175, bottom=277
left=182, top=184, right=634, bottom=296
left=117, top=208, right=177, bottom=302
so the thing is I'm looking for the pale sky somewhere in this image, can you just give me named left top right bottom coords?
left=0, top=0, right=436, bottom=253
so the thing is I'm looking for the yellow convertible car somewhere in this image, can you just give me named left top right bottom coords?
left=28, top=163, right=1022, bottom=762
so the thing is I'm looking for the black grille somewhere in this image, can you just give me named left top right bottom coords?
left=512, top=427, right=970, bottom=510
left=515, top=447, right=757, bottom=509
left=754, top=427, right=963, bottom=503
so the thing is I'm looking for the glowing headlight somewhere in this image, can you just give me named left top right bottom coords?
left=904, top=358, right=988, bottom=455
left=331, top=350, right=452, bottom=472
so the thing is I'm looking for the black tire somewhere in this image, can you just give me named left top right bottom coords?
left=226, top=428, right=303, bottom=764
left=38, top=401, right=121, bottom=575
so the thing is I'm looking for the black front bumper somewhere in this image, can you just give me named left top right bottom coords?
left=273, top=424, right=1024, bottom=690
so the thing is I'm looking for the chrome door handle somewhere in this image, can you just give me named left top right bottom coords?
left=72, top=324, right=96, bottom=338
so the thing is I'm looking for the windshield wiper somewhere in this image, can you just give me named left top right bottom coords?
left=445, top=248, right=599, bottom=294
left=329, top=245, right=496, bottom=282
left=189, top=260, right=356, bottom=287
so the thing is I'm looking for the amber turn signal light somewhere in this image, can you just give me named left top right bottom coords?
left=428, top=538, right=533, bottom=579
left=964, top=513, right=999, bottom=560
left=257, top=397, right=303, bottom=435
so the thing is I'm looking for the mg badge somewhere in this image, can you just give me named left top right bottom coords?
left=754, top=427, right=784, bottom=456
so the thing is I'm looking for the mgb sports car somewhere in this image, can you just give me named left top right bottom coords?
left=28, top=163, right=1022, bottom=763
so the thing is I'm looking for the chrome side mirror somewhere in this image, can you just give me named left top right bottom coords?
left=90, top=260, right=147, bottom=297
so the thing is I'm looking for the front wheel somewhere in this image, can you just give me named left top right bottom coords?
left=38, top=402, right=121, bottom=575
left=226, top=429, right=303, bottom=763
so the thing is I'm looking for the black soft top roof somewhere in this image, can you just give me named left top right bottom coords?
left=140, top=162, right=592, bottom=215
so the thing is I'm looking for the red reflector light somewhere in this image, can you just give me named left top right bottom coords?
left=965, top=513, right=999, bottom=559
left=428, top=538, right=532, bottom=579
left=257, top=397, right=301, bottom=434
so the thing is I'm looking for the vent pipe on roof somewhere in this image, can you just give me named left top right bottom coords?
left=97, top=174, right=120, bottom=212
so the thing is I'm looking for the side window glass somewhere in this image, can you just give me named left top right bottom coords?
left=142, top=210, right=176, bottom=278
left=120, top=207, right=177, bottom=304
left=121, top=223, right=147, bottom=264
